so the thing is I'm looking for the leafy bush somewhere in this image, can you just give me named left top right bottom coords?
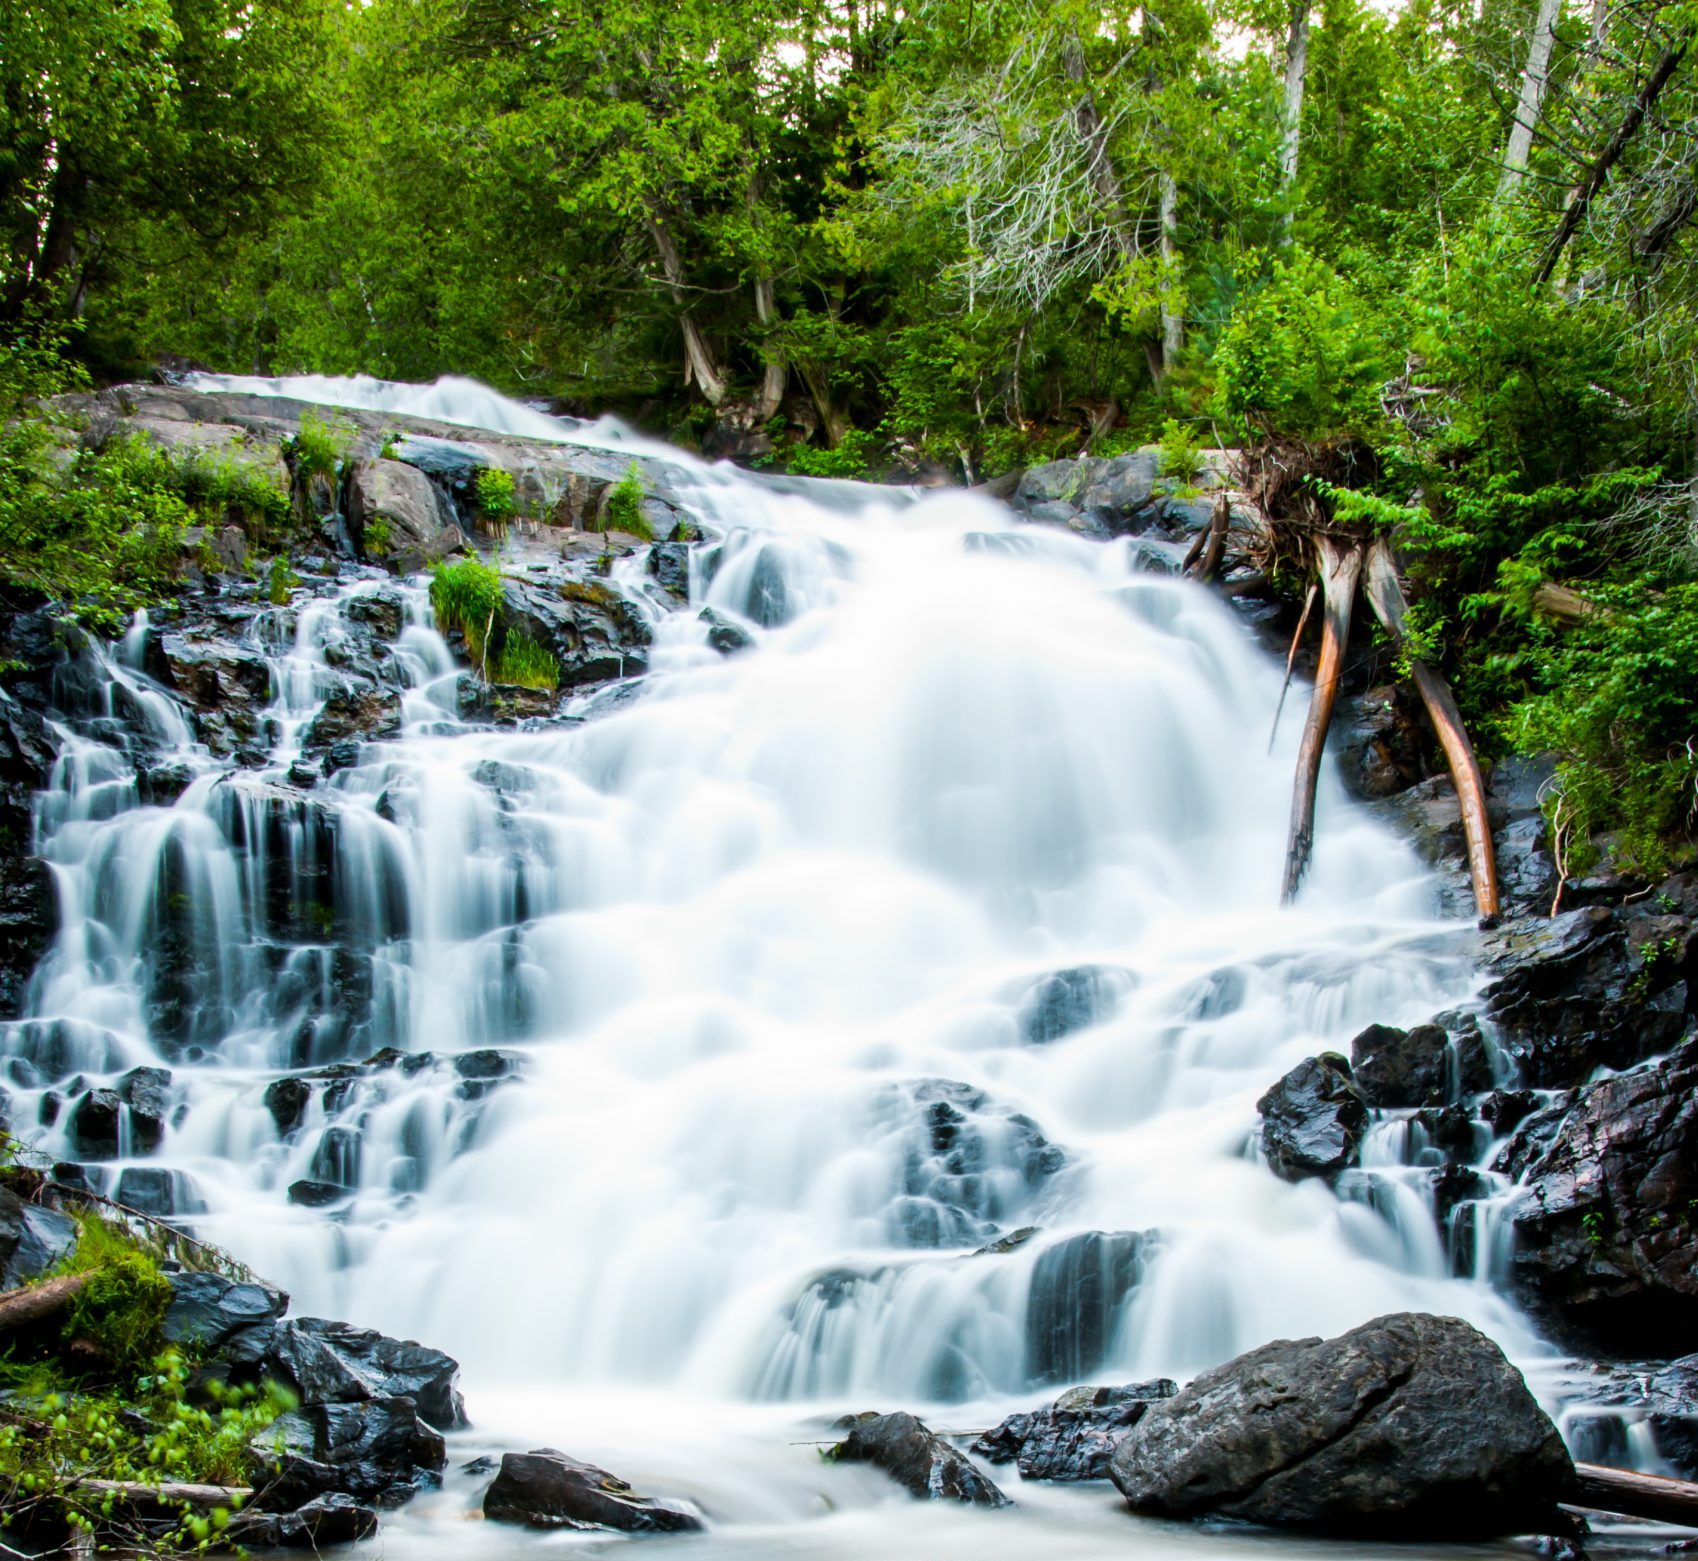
left=475, top=465, right=516, bottom=534
left=602, top=461, right=651, bottom=538
left=266, top=556, right=300, bottom=605
left=786, top=429, right=877, bottom=480
left=1157, top=418, right=1205, bottom=485
left=430, top=556, right=505, bottom=664
left=492, top=631, right=560, bottom=690
left=290, top=411, right=351, bottom=483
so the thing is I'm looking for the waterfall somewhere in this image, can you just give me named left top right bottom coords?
left=5, top=374, right=1556, bottom=1552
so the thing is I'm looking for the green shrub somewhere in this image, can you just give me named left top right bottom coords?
left=602, top=461, right=650, bottom=538
left=786, top=429, right=876, bottom=480
left=492, top=631, right=560, bottom=690
left=266, top=556, right=300, bottom=605
left=475, top=465, right=516, bottom=534
left=363, top=514, right=392, bottom=557
left=290, top=410, right=350, bottom=483
left=430, top=556, right=505, bottom=664
left=56, top=1215, right=174, bottom=1372
left=1157, top=418, right=1206, bottom=485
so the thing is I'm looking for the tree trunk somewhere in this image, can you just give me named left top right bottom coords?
left=1159, top=172, right=1183, bottom=367
left=645, top=208, right=728, bottom=406
left=1063, top=32, right=1138, bottom=260
left=1279, top=1, right=1311, bottom=236
left=1536, top=31, right=1693, bottom=284
left=1362, top=539, right=1500, bottom=920
left=753, top=275, right=787, bottom=421
left=1497, top=0, right=1563, bottom=202
left=1571, top=1462, right=1698, bottom=1526
left=1282, top=536, right=1361, bottom=902
left=0, top=1271, right=93, bottom=1333
left=796, top=357, right=850, bottom=448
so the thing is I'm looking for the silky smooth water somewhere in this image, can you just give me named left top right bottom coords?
left=6, top=375, right=1584, bottom=1557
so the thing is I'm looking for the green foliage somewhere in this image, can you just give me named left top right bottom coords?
left=290, top=411, right=350, bottom=484
left=602, top=461, right=651, bottom=538
left=492, top=631, right=561, bottom=690
left=55, top=1215, right=173, bottom=1371
left=430, top=557, right=505, bottom=664
left=362, top=514, right=392, bottom=557
left=1158, top=419, right=1206, bottom=485
left=786, top=430, right=877, bottom=480
left=266, top=556, right=300, bottom=606
left=475, top=465, right=517, bottom=533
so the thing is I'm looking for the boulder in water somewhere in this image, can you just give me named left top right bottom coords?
left=69, top=1087, right=124, bottom=1159
left=302, top=680, right=401, bottom=753
left=1257, top=1054, right=1367, bottom=1181
left=264, top=1316, right=467, bottom=1431
left=252, top=1396, right=447, bottom=1508
left=163, top=1271, right=289, bottom=1356
left=482, top=1448, right=704, bottom=1532
left=118, top=1065, right=173, bottom=1151
left=0, top=1186, right=77, bottom=1288
left=699, top=606, right=753, bottom=656
left=228, top=1491, right=381, bottom=1548
left=973, top=1381, right=1177, bottom=1481
left=1508, top=1035, right=1698, bottom=1354
left=1025, top=1230, right=1155, bottom=1385
left=831, top=1412, right=1011, bottom=1507
left=1349, top=1022, right=1450, bottom=1107
left=1015, top=965, right=1134, bottom=1045
left=647, top=540, right=691, bottom=598
left=347, top=458, right=459, bottom=572
left=1107, top=1312, right=1572, bottom=1538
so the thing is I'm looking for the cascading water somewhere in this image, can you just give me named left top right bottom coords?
left=7, top=374, right=1573, bottom=1557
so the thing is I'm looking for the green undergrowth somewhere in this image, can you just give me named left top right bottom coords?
left=0, top=1185, right=295, bottom=1554
left=492, top=630, right=560, bottom=690
left=599, top=460, right=652, bottom=539
left=429, top=556, right=505, bottom=664
left=475, top=465, right=517, bottom=535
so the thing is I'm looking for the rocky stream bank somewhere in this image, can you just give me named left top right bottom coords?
left=0, top=382, right=1695, bottom=1552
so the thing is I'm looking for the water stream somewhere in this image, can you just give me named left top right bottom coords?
left=5, top=376, right=1593, bottom=1557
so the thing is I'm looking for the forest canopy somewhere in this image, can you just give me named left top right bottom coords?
left=5, top=0, right=1698, bottom=869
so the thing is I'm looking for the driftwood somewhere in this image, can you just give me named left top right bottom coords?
left=1570, top=1461, right=1698, bottom=1527
left=1268, top=582, right=1319, bottom=753
left=1534, top=580, right=1596, bottom=626
left=0, top=1271, right=92, bottom=1333
left=1282, top=536, right=1362, bottom=901
left=1362, top=539, right=1500, bottom=920
left=1190, top=493, right=1231, bottom=583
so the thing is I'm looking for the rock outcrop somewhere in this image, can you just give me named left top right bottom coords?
left=482, top=1449, right=703, bottom=1532
left=831, top=1411, right=1011, bottom=1506
left=1257, top=1054, right=1367, bottom=1181
left=1108, top=1312, right=1572, bottom=1538
left=973, top=1380, right=1176, bottom=1480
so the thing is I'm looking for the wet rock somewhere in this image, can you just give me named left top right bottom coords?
left=347, top=458, right=459, bottom=571
left=831, top=1412, right=1011, bottom=1507
left=1413, top=1102, right=1478, bottom=1163
left=0, top=853, right=53, bottom=1022
left=159, top=635, right=272, bottom=763
left=118, top=1065, right=173, bottom=1152
left=1569, top=1354, right=1698, bottom=1480
left=499, top=577, right=651, bottom=689
left=973, top=1381, right=1177, bottom=1480
left=647, top=541, right=692, bottom=597
left=227, top=1491, right=381, bottom=1548
left=252, top=1397, right=447, bottom=1508
left=264, top=1317, right=467, bottom=1430
left=1258, top=1055, right=1367, bottom=1181
left=1108, top=1312, right=1572, bottom=1537
left=1334, top=685, right=1432, bottom=800
left=1349, top=1023, right=1450, bottom=1108
left=482, top=1448, right=705, bottom=1532
left=878, top=1078, right=1065, bottom=1248
left=265, top=1076, right=312, bottom=1136
left=1481, top=1088, right=1539, bottom=1139
left=345, top=591, right=406, bottom=641
left=114, top=1167, right=204, bottom=1220
left=288, top=1179, right=347, bottom=1207
left=0, top=1186, right=78, bottom=1288
left=302, top=681, right=401, bottom=753
left=309, top=1124, right=362, bottom=1189
left=69, top=1087, right=124, bottom=1159
left=1480, top=904, right=1693, bottom=1088
left=1026, top=1230, right=1155, bottom=1385
left=1015, top=965, right=1135, bottom=1045
left=699, top=606, right=754, bottom=656
left=164, top=1272, right=289, bottom=1355
left=1507, top=1037, right=1698, bottom=1354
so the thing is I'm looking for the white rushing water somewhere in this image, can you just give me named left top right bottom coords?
left=9, top=375, right=1565, bottom=1558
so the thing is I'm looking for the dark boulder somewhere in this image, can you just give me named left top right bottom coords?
left=1507, top=1038, right=1698, bottom=1354
left=482, top=1449, right=704, bottom=1532
left=289, top=1179, right=347, bottom=1207
left=1258, top=1055, right=1367, bottom=1181
left=159, top=635, right=272, bottom=763
left=647, top=541, right=692, bottom=598
left=264, top=1317, right=467, bottom=1430
left=69, top=1087, right=124, bottom=1159
left=699, top=607, right=753, bottom=656
left=163, top=1271, right=288, bottom=1356
left=252, top=1397, right=447, bottom=1509
left=1015, top=965, right=1135, bottom=1045
left=114, top=1167, right=204, bottom=1221
left=973, top=1381, right=1176, bottom=1481
left=0, top=1186, right=77, bottom=1288
left=1107, top=1312, right=1572, bottom=1538
left=1334, top=685, right=1432, bottom=800
left=1026, top=1230, right=1155, bottom=1385
left=0, top=853, right=54, bottom=1022
left=227, top=1491, right=381, bottom=1548
left=831, top=1412, right=1011, bottom=1507
left=302, top=681, right=401, bottom=753
left=118, top=1065, right=173, bottom=1152
left=265, top=1076, right=312, bottom=1136
left=1349, top=1022, right=1451, bottom=1108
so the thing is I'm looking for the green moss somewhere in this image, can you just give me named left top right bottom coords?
left=55, top=1214, right=174, bottom=1371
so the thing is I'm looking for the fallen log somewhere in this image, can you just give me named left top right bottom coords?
left=72, top=1478, right=251, bottom=1513
left=1190, top=493, right=1232, bottom=582
left=0, top=1271, right=93, bottom=1333
left=1362, top=539, right=1500, bottom=920
left=1570, top=1461, right=1698, bottom=1528
left=1281, top=536, right=1363, bottom=901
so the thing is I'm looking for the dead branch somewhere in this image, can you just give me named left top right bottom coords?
left=0, top=1271, right=93, bottom=1333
